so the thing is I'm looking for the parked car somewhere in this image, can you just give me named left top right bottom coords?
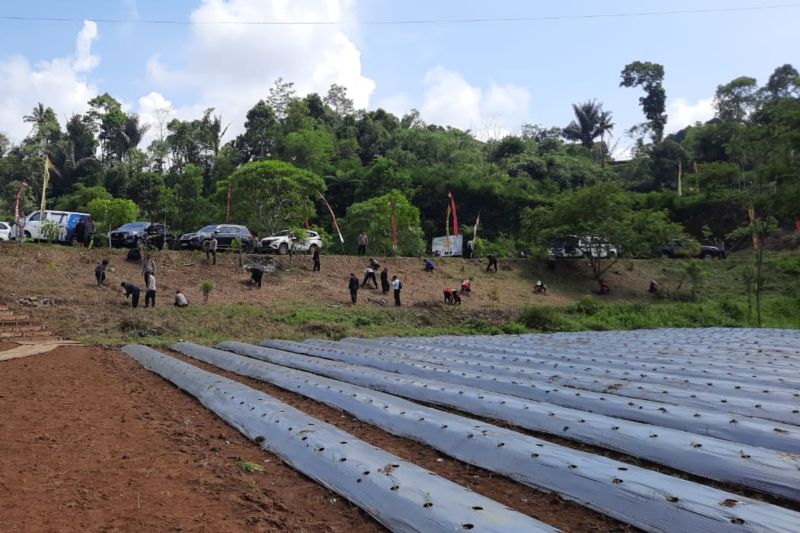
left=179, top=224, right=256, bottom=252
left=109, top=222, right=176, bottom=250
left=551, top=235, right=617, bottom=259
left=659, top=240, right=725, bottom=259
left=17, top=210, right=90, bottom=243
left=260, top=230, right=324, bottom=255
left=0, top=221, right=10, bottom=241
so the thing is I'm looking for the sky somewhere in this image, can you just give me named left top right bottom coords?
left=0, top=0, right=798, bottom=156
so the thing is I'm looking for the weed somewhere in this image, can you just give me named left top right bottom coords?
left=235, top=459, right=264, bottom=473
left=201, top=279, right=215, bottom=304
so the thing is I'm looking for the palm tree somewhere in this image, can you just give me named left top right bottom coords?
left=562, top=101, right=615, bottom=150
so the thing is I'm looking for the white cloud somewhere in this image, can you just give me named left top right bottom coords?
left=146, top=0, right=375, bottom=140
left=419, top=67, right=530, bottom=140
left=667, top=97, right=715, bottom=133
left=0, top=21, right=99, bottom=142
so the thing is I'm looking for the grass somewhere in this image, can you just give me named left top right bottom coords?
left=47, top=249, right=800, bottom=346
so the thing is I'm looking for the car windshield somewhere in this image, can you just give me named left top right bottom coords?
left=271, top=231, right=291, bottom=237
left=118, top=222, right=148, bottom=231
left=197, top=225, right=218, bottom=233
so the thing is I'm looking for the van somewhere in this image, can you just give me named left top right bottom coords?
left=20, top=210, right=91, bottom=243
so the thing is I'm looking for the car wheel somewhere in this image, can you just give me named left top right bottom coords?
left=608, top=251, right=617, bottom=259
left=278, top=243, right=289, bottom=255
left=702, top=252, right=713, bottom=260
left=24, top=231, right=32, bottom=239
left=309, top=244, right=319, bottom=255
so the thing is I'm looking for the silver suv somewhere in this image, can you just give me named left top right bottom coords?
left=260, top=230, right=323, bottom=255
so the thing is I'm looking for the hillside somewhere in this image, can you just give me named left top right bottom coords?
left=0, top=242, right=798, bottom=345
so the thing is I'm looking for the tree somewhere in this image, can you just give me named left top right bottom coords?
left=342, top=190, right=425, bottom=256
left=267, top=77, right=296, bottom=119
left=87, top=197, right=139, bottom=238
left=236, top=100, right=280, bottom=161
left=714, top=76, right=759, bottom=122
left=355, top=157, right=413, bottom=200
left=522, top=182, right=684, bottom=282
left=562, top=101, right=614, bottom=151
left=620, top=61, right=667, bottom=142
left=762, top=64, right=800, bottom=100
left=728, top=215, right=777, bottom=326
left=281, top=127, right=335, bottom=175
left=228, top=160, right=324, bottom=235
left=324, top=84, right=355, bottom=118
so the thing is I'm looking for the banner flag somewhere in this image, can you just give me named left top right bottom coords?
left=39, top=157, right=53, bottom=218
left=319, top=193, right=344, bottom=244
left=448, top=191, right=459, bottom=237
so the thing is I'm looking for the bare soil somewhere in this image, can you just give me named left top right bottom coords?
left=0, top=244, right=662, bottom=344
left=0, top=345, right=383, bottom=532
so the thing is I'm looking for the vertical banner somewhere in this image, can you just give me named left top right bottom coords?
left=14, top=181, right=28, bottom=239
left=795, top=218, right=800, bottom=233
left=448, top=191, right=459, bottom=237
left=389, top=199, right=398, bottom=251
left=318, top=193, right=345, bottom=247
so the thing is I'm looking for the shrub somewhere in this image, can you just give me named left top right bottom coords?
left=519, top=306, right=572, bottom=332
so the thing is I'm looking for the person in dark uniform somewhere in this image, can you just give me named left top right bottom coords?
left=380, top=267, right=390, bottom=294
left=95, top=259, right=109, bottom=286
left=312, top=248, right=321, bottom=272
left=486, top=254, right=498, bottom=273
left=120, top=281, right=141, bottom=308
left=348, top=273, right=359, bottom=304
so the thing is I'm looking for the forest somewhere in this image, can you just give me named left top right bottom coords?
left=1, top=61, right=798, bottom=257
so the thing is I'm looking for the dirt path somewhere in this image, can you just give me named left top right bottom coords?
left=0, top=345, right=383, bottom=532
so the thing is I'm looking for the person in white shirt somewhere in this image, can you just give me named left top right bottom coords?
left=174, top=290, right=189, bottom=307
left=361, top=267, right=378, bottom=288
left=391, top=275, right=402, bottom=306
left=144, top=273, right=157, bottom=308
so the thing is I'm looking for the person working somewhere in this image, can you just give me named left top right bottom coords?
left=250, top=267, right=264, bottom=288
left=486, top=254, right=498, bottom=273
left=461, top=279, right=471, bottom=294
left=84, top=217, right=96, bottom=247
left=142, top=257, right=156, bottom=285
left=649, top=280, right=659, bottom=294
left=312, top=248, right=321, bottom=272
left=348, top=273, right=359, bottom=304
left=534, top=280, right=547, bottom=294
left=380, top=267, right=390, bottom=294
left=205, top=234, right=218, bottom=265
left=357, top=232, right=368, bottom=256
left=95, top=259, right=109, bottom=286
left=120, top=282, right=141, bottom=308
left=174, top=290, right=189, bottom=307
left=443, top=287, right=454, bottom=304
left=362, top=267, right=378, bottom=289
left=452, top=290, right=461, bottom=305
left=144, top=273, right=157, bottom=308
left=424, top=259, right=435, bottom=272
left=392, top=275, right=402, bottom=306
left=370, top=258, right=380, bottom=270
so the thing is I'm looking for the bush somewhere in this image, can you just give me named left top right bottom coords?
left=501, top=322, right=528, bottom=334
left=519, top=306, right=572, bottom=332
left=572, top=295, right=602, bottom=315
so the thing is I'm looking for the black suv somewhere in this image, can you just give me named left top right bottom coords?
left=179, top=224, right=256, bottom=252
left=110, top=222, right=176, bottom=250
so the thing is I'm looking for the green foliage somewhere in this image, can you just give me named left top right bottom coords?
left=40, top=220, right=61, bottom=243
left=522, top=182, right=685, bottom=279
left=200, top=279, right=215, bottom=304
left=55, top=184, right=112, bottom=213
left=87, top=197, right=139, bottom=235
left=620, top=61, right=667, bottom=142
left=228, top=160, right=324, bottom=235
left=342, top=189, right=425, bottom=256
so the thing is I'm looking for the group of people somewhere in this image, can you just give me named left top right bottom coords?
left=73, top=217, right=96, bottom=247
left=95, top=256, right=189, bottom=309
left=350, top=258, right=402, bottom=306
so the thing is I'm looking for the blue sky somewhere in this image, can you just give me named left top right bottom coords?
left=0, top=0, right=797, bottom=153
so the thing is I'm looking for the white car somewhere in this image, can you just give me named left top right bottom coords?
left=0, top=221, right=10, bottom=241
left=552, top=235, right=617, bottom=259
left=260, top=230, right=323, bottom=255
